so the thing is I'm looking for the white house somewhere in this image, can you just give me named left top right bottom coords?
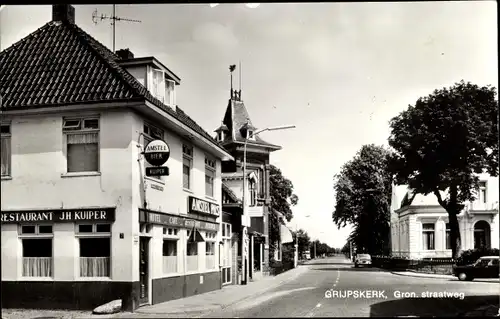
left=390, top=173, right=499, bottom=259
left=0, top=5, right=233, bottom=311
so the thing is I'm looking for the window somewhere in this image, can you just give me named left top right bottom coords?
left=186, top=230, right=199, bottom=272
left=478, top=181, right=487, bottom=204
left=165, top=80, right=175, bottom=106
left=183, top=145, right=193, bottom=189
left=221, top=223, right=232, bottom=285
left=163, top=227, right=179, bottom=274
left=1, top=123, right=11, bottom=177
left=422, top=223, right=435, bottom=250
left=249, top=180, right=257, bottom=206
left=152, top=69, right=166, bottom=103
left=205, top=157, right=216, bottom=197
left=205, top=232, right=216, bottom=270
left=143, top=123, right=164, bottom=181
left=77, top=223, right=111, bottom=277
left=20, top=225, right=53, bottom=277
left=63, top=118, right=99, bottom=173
left=445, top=223, right=452, bottom=250
left=247, top=130, right=255, bottom=140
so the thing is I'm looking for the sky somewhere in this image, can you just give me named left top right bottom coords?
left=1, top=2, right=497, bottom=248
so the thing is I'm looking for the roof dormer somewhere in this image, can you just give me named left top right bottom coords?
left=214, top=122, right=229, bottom=142
left=116, top=51, right=181, bottom=107
left=240, top=121, right=256, bottom=140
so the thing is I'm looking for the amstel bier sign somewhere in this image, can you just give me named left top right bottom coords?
left=188, top=196, right=220, bottom=217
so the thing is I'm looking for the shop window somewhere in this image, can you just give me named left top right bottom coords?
left=20, top=224, right=53, bottom=277
left=76, top=223, right=111, bottom=277
left=186, top=231, right=199, bottom=272
left=206, top=232, right=216, bottom=270
left=1, top=123, right=11, bottom=177
left=143, top=122, right=164, bottom=181
left=163, top=227, right=179, bottom=274
left=63, top=117, right=99, bottom=173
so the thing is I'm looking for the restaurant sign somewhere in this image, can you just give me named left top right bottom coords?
left=139, top=209, right=219, bottom=232
left=1, top=208, right=116, bottom=224
left=188, top=196, right=220, bottom=217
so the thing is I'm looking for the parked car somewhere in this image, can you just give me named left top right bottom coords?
left=354, top=254, right=372, bottom=267
left=453, top=256, right=499, bottom=281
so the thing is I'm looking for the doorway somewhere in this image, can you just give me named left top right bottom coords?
left=139, top=237, right=150, bottom=306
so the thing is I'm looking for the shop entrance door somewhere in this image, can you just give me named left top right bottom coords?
left=139, top=237, right=150, bottom=306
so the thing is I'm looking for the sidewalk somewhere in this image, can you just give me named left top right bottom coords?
left=113, top=264, right=310, bottom=317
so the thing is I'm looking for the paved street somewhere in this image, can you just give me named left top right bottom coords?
left=201, top=256, right=499, bottom=318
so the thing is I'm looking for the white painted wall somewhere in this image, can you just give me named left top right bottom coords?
left=1, top=110, right=136, bottom=281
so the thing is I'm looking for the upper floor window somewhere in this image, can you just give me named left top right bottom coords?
left=143, top=123, right=164, bottom=181
left=478, top=181, right=487, bottom=204
left=1, top=123, right=11, bottom=177
left=422, top=223, right=435, bottom=250
left=63, top=118, right=99, bottom=173
left=151, top=69, right=175, bottom=106
left=183, top=144, right=193, bottom=190
left=205, top=157, right=216, bottom=197
left=249, top=179, right=257, bottom=206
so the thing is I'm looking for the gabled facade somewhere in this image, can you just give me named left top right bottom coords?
left=390, top=173, right=499, bottom=259
left=0, top=5, right=233, bottom=311
left=216, top=88, right=284, bottom=281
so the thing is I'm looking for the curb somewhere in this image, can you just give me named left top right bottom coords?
left=390, top=271, right=455, bottom=280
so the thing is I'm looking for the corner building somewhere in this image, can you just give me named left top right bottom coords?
left=0, top=5, right=233, bottom=311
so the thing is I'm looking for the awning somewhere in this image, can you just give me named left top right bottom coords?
left=280, top=224, right=294, bottom=244
left=188, top=227, right=205, bottom=243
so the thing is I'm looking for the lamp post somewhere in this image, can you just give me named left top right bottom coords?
left=241, top=124, right=295, bottom=285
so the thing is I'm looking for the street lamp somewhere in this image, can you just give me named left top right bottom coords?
left=241, top=124, right=295, bottom=285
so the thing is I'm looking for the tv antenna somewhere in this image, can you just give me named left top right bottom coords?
left=92, top=5, right=141, bottom=53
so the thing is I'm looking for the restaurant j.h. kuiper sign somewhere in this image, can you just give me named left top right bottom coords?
left=1, top=208, right=116, bottom=224
left=139, top=209, right=219, bottom=232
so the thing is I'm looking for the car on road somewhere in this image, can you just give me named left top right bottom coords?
left=354, top=254, right=372, bottom=267
left=453, top=255, right=499, bottom=281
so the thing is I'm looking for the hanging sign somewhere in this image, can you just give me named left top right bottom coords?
left=144, top=139, right=170, bottom=166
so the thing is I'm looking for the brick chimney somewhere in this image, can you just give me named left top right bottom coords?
left=52, top=5, right=75, bottom=24
left=116, top=49, right=135, bottom=60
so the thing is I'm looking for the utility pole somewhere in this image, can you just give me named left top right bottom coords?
left=92, top=5, right=141, bottom=53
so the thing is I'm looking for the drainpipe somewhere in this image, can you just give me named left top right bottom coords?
left=137, top=132, right=147, bottom=210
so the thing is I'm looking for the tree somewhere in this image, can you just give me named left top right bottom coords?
left=292, top=229, right=311, bottom=258
left=388, top=81, right=498, bottom=259
left=269, top=164, right=299, bottom=262
left=332, top=144, right=393, bottom=256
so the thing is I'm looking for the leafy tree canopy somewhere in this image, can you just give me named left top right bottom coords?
left=332, top=144, right=393, bottom=255
left=269, top=164, right=299, bottom=260
left=388, top=80, right=498, bottom=258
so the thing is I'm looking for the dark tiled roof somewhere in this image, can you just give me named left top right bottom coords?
left=221, top=99, right=281, bottom=149
left=0, top=20, right=226, bottom=153
left=222, top=182, right=241, bottom=203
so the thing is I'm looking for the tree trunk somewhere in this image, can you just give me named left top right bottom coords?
left=447, top=208, right=462, bottom=260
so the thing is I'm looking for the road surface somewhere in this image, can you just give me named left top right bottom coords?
left=202, top=256, right=499, bottom=317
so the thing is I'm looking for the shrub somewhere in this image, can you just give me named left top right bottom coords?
left=456, top=248, right=499, bottom=266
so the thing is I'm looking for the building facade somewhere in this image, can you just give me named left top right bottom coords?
left=0, top=5, right=233, bottom=311
left=215, top=89, right=287, bottom=281
left=390, top=173, right=499, bottom=259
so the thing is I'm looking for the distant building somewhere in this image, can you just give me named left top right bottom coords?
left=390, top=173, right=499, bottom=259
left=0, top=5, right=233, bottom=311
left=215, top=88, right=293, bottom=281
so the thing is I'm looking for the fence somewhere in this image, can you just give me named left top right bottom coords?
left=372, top=255, right=455, bottom=275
